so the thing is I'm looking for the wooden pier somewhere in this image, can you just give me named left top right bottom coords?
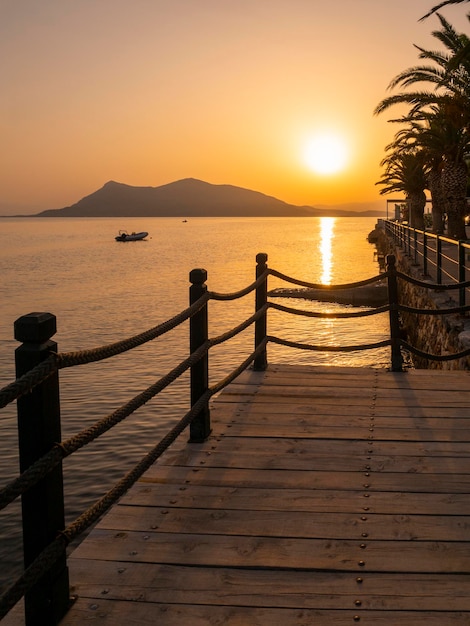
left=45, top=363, right=470, bottom=625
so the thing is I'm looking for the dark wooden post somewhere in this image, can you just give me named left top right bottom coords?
left=254, top=253, right=268, bottom=371
left=189, top=269, right=211, bottom=442
left=386, top=256, right=403, bottom=372
left=14, top=313, right=70, bottom=626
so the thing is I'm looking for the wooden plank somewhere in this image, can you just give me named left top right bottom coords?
left=212, top=405, right=470, bottom=428
left=58, top=598, right=470, bottom=626
left=121, top=483, right=470, bottom=515
left=202, top=435, right=470, bottom=457
left=216, top=422, right=470, bottom=441
left=212, top=402, right=470, bottom=418
left=217, top=392, right=470, bottom=407
left=71, top=529, right=470, bottom=573
left=223, top=379, right=470, bottom=398
left=237, top=368, right=470, bottom=391
left=67, top=561, right=470, bottom=611
left=98, top=504, right=470, bottom=541
left=159, top=446, right=470, bottom=474
left=141, top=465, right=470, bottom=492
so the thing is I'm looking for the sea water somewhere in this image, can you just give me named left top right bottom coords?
left=0, top=215, right=388, bottom=592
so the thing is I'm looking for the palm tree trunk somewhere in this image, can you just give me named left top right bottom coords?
left=442, top=160, right=468, bottom=240
left=427, top=169, right=445, bottom=233
left=408, top=191, right=426, bottom=229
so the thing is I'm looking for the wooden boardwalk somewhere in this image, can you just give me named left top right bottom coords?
left=58, top=364, right=470, bottom=624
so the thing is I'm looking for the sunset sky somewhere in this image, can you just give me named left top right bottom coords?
left=1, top=0, right=469, bottom=215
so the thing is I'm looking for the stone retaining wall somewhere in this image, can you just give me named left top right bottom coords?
left=371, top=223, right=470, bottom=370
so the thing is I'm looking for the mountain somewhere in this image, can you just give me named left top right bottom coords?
left=35, top=178, right=385, bottom=218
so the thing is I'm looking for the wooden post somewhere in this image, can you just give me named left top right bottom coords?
left=386, top=256, right=403, bottom=372
left=14, top=313, right=70, bottom=626
left=189, top=269, right=211, bottom=442
left=254, top=253, right=268, bottom=371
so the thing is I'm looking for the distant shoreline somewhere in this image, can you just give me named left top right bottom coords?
left=0, top=212, right=386, bottom=219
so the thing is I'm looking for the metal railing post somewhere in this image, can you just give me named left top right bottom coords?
left=423, top=230, right=428, bottom=276
left=254, top=252, right=268, bottom=371
left=14, top=313, right=70, bottom=626
left=458, top=241, right=466, bottom=308
left=436, top=235, right=442, bottom=284
left=412, top=229, right=418, bottom=265
left=386, top=256, right=403, bottom=372
left=189, top=269, right=211, bottom=442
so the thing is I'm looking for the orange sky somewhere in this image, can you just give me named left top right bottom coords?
left=1, top=0, right=469, bottom=215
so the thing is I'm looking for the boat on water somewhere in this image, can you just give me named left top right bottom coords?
left=115, top=230, right=148, bottom=242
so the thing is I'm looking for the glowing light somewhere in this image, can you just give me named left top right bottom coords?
left=304, top=133, right=349, bottom=175
left=320, top=217, right=335, bottom=284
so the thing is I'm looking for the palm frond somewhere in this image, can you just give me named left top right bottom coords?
left=420, top=0, right=468, bottom=21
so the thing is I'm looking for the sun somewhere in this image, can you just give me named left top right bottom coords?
left=304, top=133, right=349, bottom=175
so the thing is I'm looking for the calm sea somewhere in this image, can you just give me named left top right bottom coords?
left=0, top=215, right=388, bottom=593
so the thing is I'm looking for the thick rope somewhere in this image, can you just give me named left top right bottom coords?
left=0, top=534, right=68, bottom=619
left=0, top=340, right=269, bottom=618
left=0, top=354, right=58, bottom=409
left=208, top=270, right=269, bottom=301
left=208, top=306, right=267, bottom=347
left=269, top=301, right=390, bottom=318
left=0, top=389, right=212, bottom=619
left=56, top=293, right=210, bottom=369
left=0, top=340, right=210, bottom=511
left=398, top=302, right=470, bottom=316
left=268, top=335, right=391, bottom=353
left=269, top=268, right=388, bottom=290
left=211, top=340, right=268, bottom=395
left=0, top=295, right=210, bottom=411
left=400, top=340, right=470, bottom=362
left=396, top=270, right=470, bottom=291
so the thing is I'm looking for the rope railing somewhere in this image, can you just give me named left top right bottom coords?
left=0, top=307, right=270, bottom=513
left=0, top=293, right=211, bottom=410
left=0, top=340, right=269, bottom=620
left=398, top=302, right=470, bottom=316
left=208, top=270, right=269, bottom=301
left=0, top=353, right=58, bottom=409
left=56, top=292, right=211, bottom=369
left=269, top=267, right=388, bottom=290
left=401, top=340, right=470, bottom=362
left=1, top=251, right=470, bottom=624
left=268, top=335, right=392, bottom=353
left=0, top=339, right=211, bottom=512
left=269, top=301, right=390, bottom=318
left=396, top=270, right=470, bottom=291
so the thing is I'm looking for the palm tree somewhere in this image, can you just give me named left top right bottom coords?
left=386, top=113, right=446, bottom=232
left=392, top=103, right=470, bottom=235
left=374, top=14, right=470, bottom=239
left=376, top=150, right=428, bottom=229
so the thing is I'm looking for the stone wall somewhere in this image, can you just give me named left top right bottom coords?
left=371, top=222, right=470, bottom=370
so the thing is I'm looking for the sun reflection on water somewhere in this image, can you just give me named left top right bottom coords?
left=319, top=217, right=335, bottom=284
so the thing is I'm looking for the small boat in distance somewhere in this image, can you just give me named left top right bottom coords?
left=115, top=230, right=149, bottom=242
